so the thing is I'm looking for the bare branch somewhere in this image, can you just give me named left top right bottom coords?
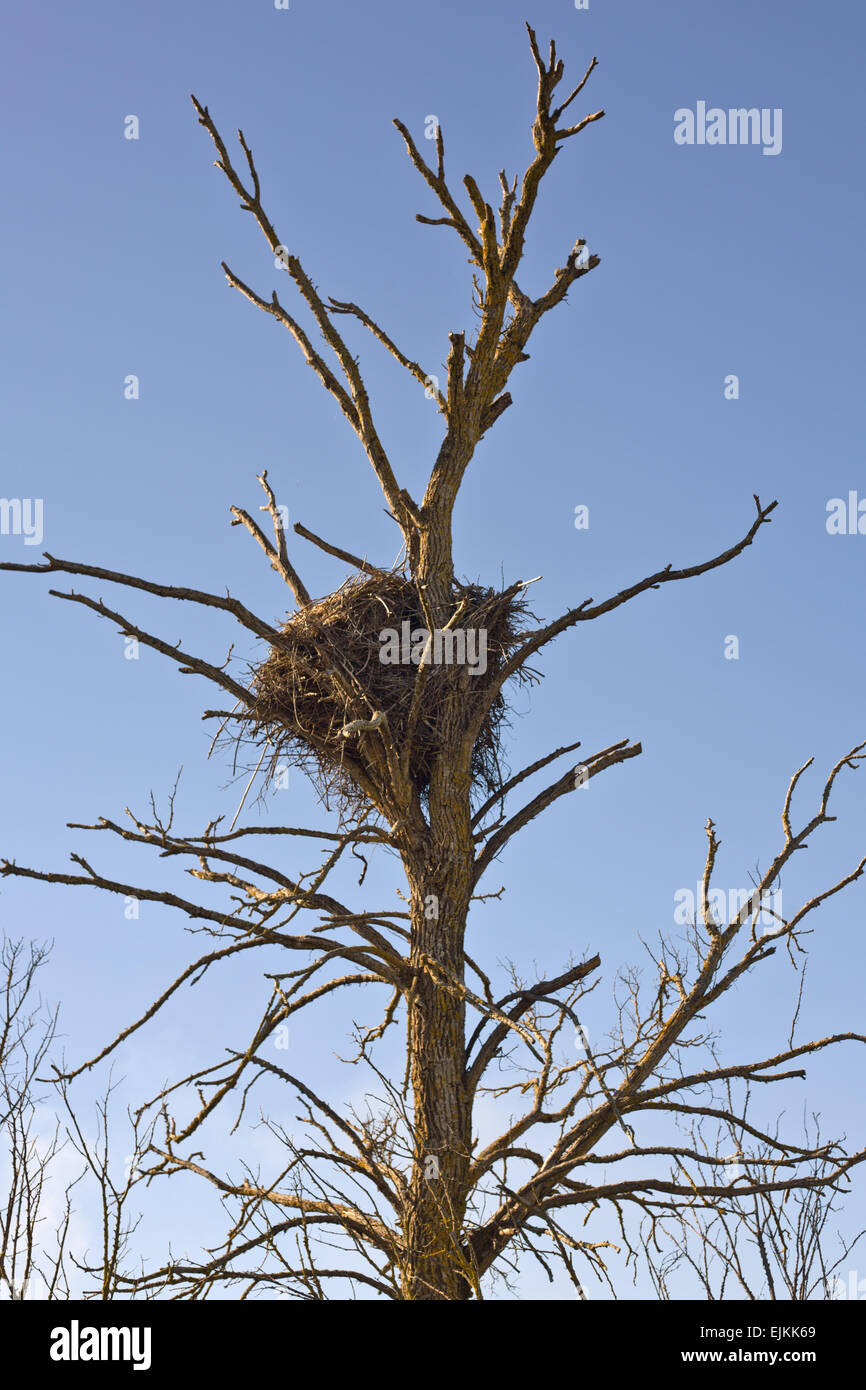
left=230, top=470, right=310, bottom=605
left=473, top=740, right=642, bottom=883
left=192, top=95, right=411, bottom=531
left=292, top=521, right=387, bottom=578
left=472, top=496, right=779, bottom=733
left=47, top=589, right=252, bottom=705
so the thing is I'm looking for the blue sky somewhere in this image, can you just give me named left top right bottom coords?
left=1, top=0, right=864, bottom=1298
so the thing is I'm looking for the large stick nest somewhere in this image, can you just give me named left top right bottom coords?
left=244, top=571, right=533, bottom=814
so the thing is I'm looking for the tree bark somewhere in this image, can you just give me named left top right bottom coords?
left=401, top=731, right=474, bottom=1299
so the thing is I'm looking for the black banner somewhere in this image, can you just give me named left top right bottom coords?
left=1, top=1297, right=859, bottom=1377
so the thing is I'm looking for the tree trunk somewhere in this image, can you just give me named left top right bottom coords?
left=401, top=735, right=474, bottom=1299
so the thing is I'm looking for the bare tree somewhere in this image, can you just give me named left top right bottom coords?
left=0, top=936, right=70, bottom=1301
left=0, top=936, right=154, bottom=1300
left=2, top=27, right=864, bottom=1300
left=642, top=1110, right=866, bottom=1301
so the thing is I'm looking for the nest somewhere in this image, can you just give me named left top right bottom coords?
left=244, top=571, right=532, bottom=814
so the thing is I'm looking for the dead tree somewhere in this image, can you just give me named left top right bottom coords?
left=0, top=936, right=154, bottom=1300
left=2, top=28, right=864, bottom=1300
left=0, top=936, right=67, bottom=1301
left=641, top=1112, right=866, bottom=1301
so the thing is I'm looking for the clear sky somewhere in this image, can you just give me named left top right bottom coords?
left=1, top=0, right=864, bottom=1299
